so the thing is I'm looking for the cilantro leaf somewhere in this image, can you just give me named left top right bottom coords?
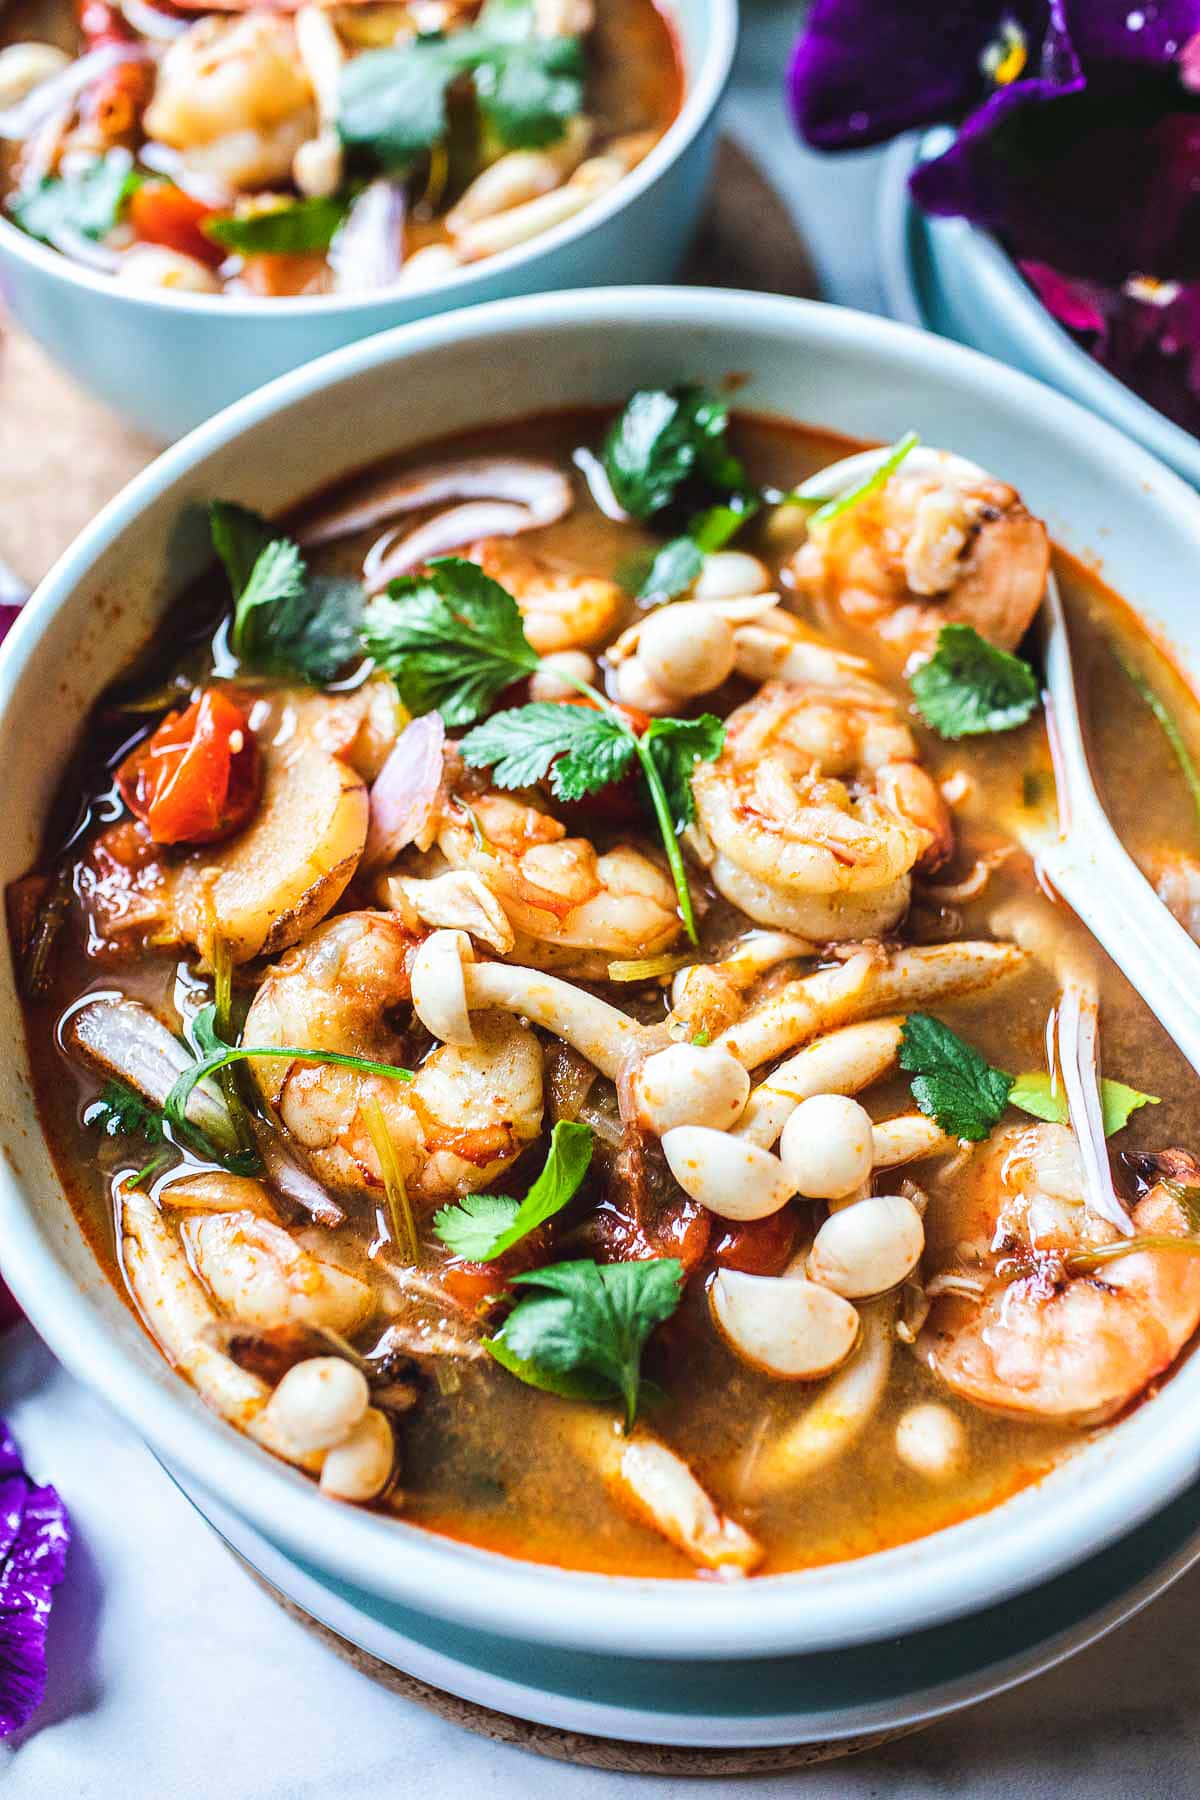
left=337, top=8, right=582, bottom=172
left=473, top=34, right=586, bottom=148
left=485, top=1255, right=683, bottom=1427
left=433, top=1120, right=593, bottom=1260
left=211, top=503, right=365, bottom=686
left=1009, top=1071, right=1160, bottom=1137
left=635, top=536, right=704, bottom=604
left=899, top=1013, right=1014, bottom=1141
left=460, top=703, right=635, bottom=800
left=910, top=624, right=1040, bottom=740
left=84, top=1080, right=166, bottom=1144
left=602, top=387, right=751, bottom=521
left=641, top=715, right=725, bottom=832
left=205, top=195, right=351, bottom=255
left=691, top=498, right=759, bottom=552
left=12, top=150, right=141, bottom=246
left=361, top=556, right=538, bottom=726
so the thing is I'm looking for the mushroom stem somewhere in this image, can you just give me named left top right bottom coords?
left=733, top=1017, right=905, bottom=1147
left=717, top=941, right=1029, bottom=1071
left=462, top=962, right=644, bottom=1079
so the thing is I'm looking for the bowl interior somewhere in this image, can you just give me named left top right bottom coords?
left=6, top=289, right=1200, bottom=1660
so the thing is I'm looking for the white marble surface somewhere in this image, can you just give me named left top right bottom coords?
left=7, top=5, right=1200, bottom=1795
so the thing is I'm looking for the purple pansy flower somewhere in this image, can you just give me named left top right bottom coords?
left=0, top=1421, right=70, bottom=1738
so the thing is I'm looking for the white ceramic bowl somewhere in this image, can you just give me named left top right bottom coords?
left=0, top=0, right=734, bottom=443
left=5, top=288, right=1200, bottom=1666
left=878, top=131, right=1200, bottom=489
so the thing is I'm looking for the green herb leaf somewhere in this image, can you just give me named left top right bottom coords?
left=205, top=194, right=352, bottom=255
left=1111, top=644, right=1200, bottom=830
left=336, top=15, right=582, bottom=171
left=635, top=536, right=704, bottom=604
left=433, top=1120, right=593, bottom=1260
left=909, top=623, right=1040, bottom=740
left=472, top=33, right=586, bottom=149
left=165, top=1003, right=412, bottom=1154
left=641, top=715, right=726, bottom=832
left=84, top=1080, right=166, bottom=1144
left=460, top=702, right=636, bottom=800
left=211, top=503, right=365, bottom=686
left=602, top=387, right=750, bottom=521
left=808, top=431, right=920, bottom=527
left=12, top=150, right=141, bottom=245
left=485, top=1255, right=683, bottom=1427
left=1009, top=1071, right=1160, bottom=1137
left=361, top=556, right=538, bottom=725
left=899, top=1013, right=1014, bottom=1142
left=690, top=498, right=758, bottom=552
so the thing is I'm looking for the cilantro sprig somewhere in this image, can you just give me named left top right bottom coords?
left=164, top=1003, right=413, bottom=1161
left=486, top=1255, right=683, bottom=1428
left=901, top=1014, right=1157, bottom=1143
left=12, top=149, right=142, bottom=248
left=84, top=1080, right=167, bottom=1145
left=205, top=195, right=352, bottom=256
left=210, top=503, right=365, bottom=686
left=433, top=1119, right=593, bottom=1260
left=362, top=558, right=725, bottom=941
left=337, top=0, right=584, bottom=173
left=910, top=624, right=1040, bottom=739
left=899, top=1014, right=1015, bottom=1142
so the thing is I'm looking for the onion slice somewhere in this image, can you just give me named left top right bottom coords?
left=364, top=712, right=446, bottom=867
left=329, top=178, right=406, bottom=295
left=300, top=457, right=572, bottom=547
left=0, top=43, right=152, bottom=142
left=65, top=995, right=240, bottom=1155
left=1056, top=968, right=1133, bottom=1237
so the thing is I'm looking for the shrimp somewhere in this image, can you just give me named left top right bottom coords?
left=787, top=452, right=1049, bottom=673
left=466, top=538, right=625, bottom=654
left=143, top=13, right=316, bottom=189
left=415, top=788, right=682, bottom=978
left=165, top=1172, right=374, bottom=1333
left=241, top=910, right=544, bottom=1204
left=691, top=678, right=952, bottom=940
left=918, top=1124, right=1200, bottom=1424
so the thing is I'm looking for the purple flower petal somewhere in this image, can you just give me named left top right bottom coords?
left=788, top=0, right=1055, bottom=150
left=0, top=1479, right=71, bottom=1739
left=1061, top=0, right=1200, bottom=76
left=1019, top=259, right=1111, bottom=337
left=912, top=94, right=1200, bottom=282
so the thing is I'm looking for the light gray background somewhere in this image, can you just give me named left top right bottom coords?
left=7, top=5, right=1200, bottom=1793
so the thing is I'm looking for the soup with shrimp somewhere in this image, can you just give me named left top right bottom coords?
left=14, top=397, right=1200, bottom=1579
left=0, top=0, right=680, bottom=297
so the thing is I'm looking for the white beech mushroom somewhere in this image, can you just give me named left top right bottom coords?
left=749, top=1296, right=897, bottom=1496
left=709, top=1270, right=861, bottom=1379
left=807, top=1194, right=925, bottom=1300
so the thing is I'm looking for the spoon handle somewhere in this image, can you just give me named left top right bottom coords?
left=1020, top=576, right=1200, bottom=1079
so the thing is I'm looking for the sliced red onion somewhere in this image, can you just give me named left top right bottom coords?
left=1056, top=971, right=1133, bottom=1238
left=119, top=0, right=191, bottom=37
left=365, top=713, right=445, bottom=868
left=0, top=43, right=152, bottom=143
left=299, top=456, right=572, bottom=550
left=259, top=1131, right=344, bottom=1228
left=572, top=445, right=631, bottom=523
left=328, top=178, right=406, bottom=295
left=364, top=499, right=547, bottom=590
left=65, top=995, right=240, bottom=1155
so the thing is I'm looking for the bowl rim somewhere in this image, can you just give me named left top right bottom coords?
left=877, top=130, right=1200, bottom=487
left=8, top=285, right=1200, bottom=1661
left=0, top=0, right=736, bottom=319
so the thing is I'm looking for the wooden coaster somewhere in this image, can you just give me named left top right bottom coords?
left=234, top=1552, right=919, bottom=1775
left=0, top=137, right=816, bottom=591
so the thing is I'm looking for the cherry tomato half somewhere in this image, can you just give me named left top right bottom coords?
left=708, top=1207, right=798, bottom=1278
left=116, top=689, right=261, bottom=846
left=130, top=181, right=225, bottom=269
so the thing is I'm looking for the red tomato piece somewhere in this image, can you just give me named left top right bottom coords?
left=116, top=689, right=261, bottom=846
left=709, top=1207, right=798, bottom=1278
left=130, top=182, right=225, bottom=269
